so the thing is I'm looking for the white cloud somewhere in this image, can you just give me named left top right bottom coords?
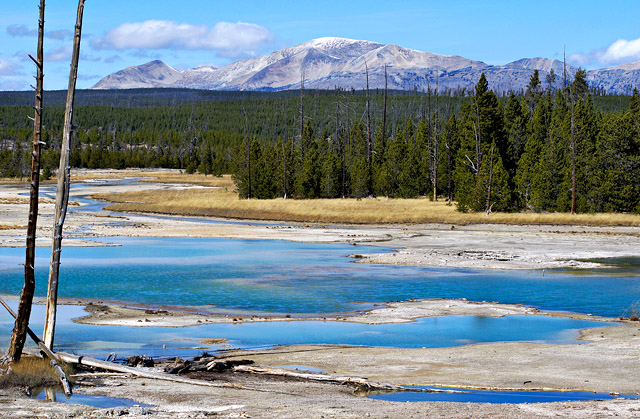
left=47, top=29, right=73, bottom=41
left=45, top=46, right=72, bottom=62
left=570, top=37, right=640, bottom=68
left=0, top=58, right=22, bottom=75
left=104, top=55, right=122, bottom=64
left=0, top=79, right=26, bottom=91
left=91, top=20, right=275, bottom=57
left=77, top=74, right=100, bottom=81
left=7, top=24, right=36, bottom=37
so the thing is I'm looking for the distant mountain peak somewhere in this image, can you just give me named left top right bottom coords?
left=92, top=38, right=640, bottom=94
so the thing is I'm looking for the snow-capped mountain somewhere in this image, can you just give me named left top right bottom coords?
left=91, top=37, right=636, bottom=94
left=93, top=60, right=182, bottom=89
left=587, top=60, right=640, bottom=94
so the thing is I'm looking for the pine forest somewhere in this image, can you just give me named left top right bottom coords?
left=1, top=70, right=639, bottom=214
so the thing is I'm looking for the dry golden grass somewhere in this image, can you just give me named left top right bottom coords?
left=136, top=171, right=234, bottom=188
left=6, top=170, right=639, bottom=226
left=95, top=178, right=640, bottom=227
left=0, top=177, right=58, bottom=185
left=0, top=224, right=26, bottom=230
left=0, top=356, right=74, bottom=388
left=0, top=197, right=55, bottom=205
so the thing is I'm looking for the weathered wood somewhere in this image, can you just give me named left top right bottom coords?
left=0, top=298, right=72, bottom=396
left=56, top=352, right=285, bottom=394
left=71, top=372, right=131, bottom=378
left=44, top=0, right=85, bottom=349
left=8, top=0, right=45, bottom=365
left=233, top=365, right=455, bottom=393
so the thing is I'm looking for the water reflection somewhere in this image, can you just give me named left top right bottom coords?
left=0, top=303, right=613, bottom=359
left=370, top=386, right=640, bottom=404
left=0, top=236, right=639, bottom=317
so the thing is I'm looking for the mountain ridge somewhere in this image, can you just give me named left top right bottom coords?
left=92, top=37, right=640, bottom=94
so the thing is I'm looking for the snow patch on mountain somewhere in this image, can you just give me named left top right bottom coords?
left=92, top=38, right=640, bottom=94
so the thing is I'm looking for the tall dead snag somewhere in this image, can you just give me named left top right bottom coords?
left=485, top=145, right=494, bottom=214
left=43, top=0, right=85, bottom=349
left=431, top=73, right=439, bottom=201
left=299, top=69, right=304, bottom=156
left=7, top=0, right=45, bottom=363
left=365, top=62, right=372, bottom=196
left=383, top=64, right=389, bottom=197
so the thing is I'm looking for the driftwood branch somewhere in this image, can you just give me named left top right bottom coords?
left=55, top=352, right=287, bottom=394
left=0, top=298, right=71, bottom=396
left=233, top=365, right=458, bottom=394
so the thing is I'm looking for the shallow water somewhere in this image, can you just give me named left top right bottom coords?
left=369, top=386, right=640, bottom=403
left=32, top=386, right=150, bottom=408
left=1, top=236, right=639, bottom=317
left=0, top=303, right=612, bottom=359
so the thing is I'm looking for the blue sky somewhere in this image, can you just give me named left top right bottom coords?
left=1, top=0, right=640, bottom=90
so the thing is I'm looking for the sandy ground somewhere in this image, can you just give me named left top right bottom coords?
left=2, top=171, right=640, bottom=417
left=72, top=298, right=597, bottom=328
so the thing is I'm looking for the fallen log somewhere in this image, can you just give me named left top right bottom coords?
left=56, top=352, right=289, bottom=394
left=232, top=365, right=458, bottom=394
left=0, top=298, right=72, bottom=396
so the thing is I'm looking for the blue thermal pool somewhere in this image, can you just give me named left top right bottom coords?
left=33, top=387, right=149, bottom=409
left=0, top=303, right=613, bottom=359
left=0, top=236, right=639, bottom=317
left=369, top=386, right=640, bottom=404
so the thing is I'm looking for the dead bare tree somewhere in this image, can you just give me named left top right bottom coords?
left=431, top=73, right=439, bottom=201
left=6, top=0, right=46, bottom=364
left=43, top=0, right=85, bottom=349
left=243, top=107, right=252, bottom=199
left=365, top=62, right=372, bottom=196
left=299, top=68, right=305, bottom=156
left=383, top=64, right=389, bottom=198
left=569, top=88, right=576, bottom=215
left=485, top=145, right=495, bottom=214
left=382, top=64, right=388, bottom=149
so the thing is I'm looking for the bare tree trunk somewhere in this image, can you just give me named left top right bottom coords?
left=382, top=64, right=388, bottom=150
left=7, top=0, right=45, bottom=363
left=474, top=101, right=482, bottom=171
left=299, top=69, right=304, bottom=157
left=432, top=73, right=439, bottom=201
left=485, top=145, right=494, bottom=214
left=570, top=98, right=576, bottom=215
left=563, top=46, right=567, bottom=89
left=383, top=64, right=389, bottom=198
left=43, top=0, right=85, bottom=349
left=447, top=142, right=453, bottom=202
left=282, top=140, right=287, bottom=199
left=365, top=62, right=372, bottom=196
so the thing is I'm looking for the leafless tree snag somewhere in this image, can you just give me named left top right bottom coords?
left=6, top=0, right=45, bottom=364
left=43, top=0, right=85, bottom=349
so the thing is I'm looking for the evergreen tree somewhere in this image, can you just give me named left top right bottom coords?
left=470, top=142, right=512, bottom=212
left=504, top=92, right=529, bottom=178
left=438, top=114, right=460, bottom=202
left=590, top=112, right=640, bottom=212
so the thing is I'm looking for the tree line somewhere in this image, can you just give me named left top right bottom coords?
left=0, top=78, right=638, bottom=213
left=232, top=72, right=640, bottom=214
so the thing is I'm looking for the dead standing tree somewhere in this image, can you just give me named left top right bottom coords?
left=43, top=0, right=85, bottom=349
left=365, top=62, right=372, bottom=196
left=5, top=0, right=46, bottom=364
left=431, top=73, right=439, bottom=201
